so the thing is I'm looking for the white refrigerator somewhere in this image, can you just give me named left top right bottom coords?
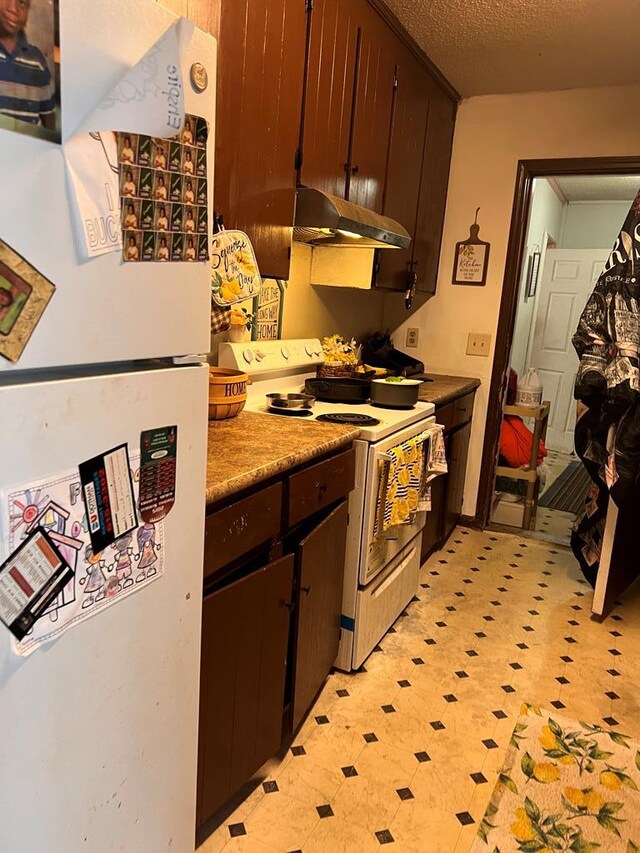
left=0, top=4, right=215, bottom=852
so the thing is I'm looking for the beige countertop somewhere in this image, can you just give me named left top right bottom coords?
left=206, top=411, right=360, bottom=506
left=417, top=373, right=481, bottom=407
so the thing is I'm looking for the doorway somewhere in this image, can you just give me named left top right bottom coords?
left=475, top=158, right=640, bottom=546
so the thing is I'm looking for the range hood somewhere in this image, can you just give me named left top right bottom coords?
left=294, top=187, right=411, bottom=250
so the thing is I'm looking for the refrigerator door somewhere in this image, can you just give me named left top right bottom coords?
left=0, top=0, right=215, bottom=373
left=0, top=364, right=208, bottom=853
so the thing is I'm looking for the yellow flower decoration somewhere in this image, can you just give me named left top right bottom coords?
left=407, top=490, right=418, bottom=511
left=511, top=808, right=536, bottom=842
left=559, top=754, right=576, bottom=766
left=533, top=762, right=560, bottom=783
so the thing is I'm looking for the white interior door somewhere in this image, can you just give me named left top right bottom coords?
left=528, top=249, right=608, bottom=452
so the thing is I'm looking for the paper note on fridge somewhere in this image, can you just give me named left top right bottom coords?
left=64, top=17, right=195, bottom=259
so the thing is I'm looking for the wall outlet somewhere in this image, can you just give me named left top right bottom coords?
left=467, top=332, right=492, bottom=357
left=406, top=328, right=419, bottom=348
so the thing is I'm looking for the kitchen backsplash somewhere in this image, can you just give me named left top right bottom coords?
left=211, top=242, right=387, bottom=359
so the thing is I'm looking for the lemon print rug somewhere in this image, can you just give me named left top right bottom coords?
left=471, top=705, right=640, bottom=852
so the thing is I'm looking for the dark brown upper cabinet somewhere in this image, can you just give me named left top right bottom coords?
left=215, top=0, right=307, bottom=280
left=298, top=0, right=362, bottom=200
left=373, top=48, right=457, bottom=296
left=345, top=3, right=397, bottom=212
left=299, top=0, right=396, bottom=213
left=373, top=48, right=431, bottom=292
left=412, top=78, right=457, bottom=295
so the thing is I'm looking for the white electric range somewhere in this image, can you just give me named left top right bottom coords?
left=218, top=339, right=439, bottom=671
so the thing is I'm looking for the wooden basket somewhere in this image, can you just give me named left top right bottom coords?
left=317, top=362, right=357, bottom=379
left=209, top=367, right=248, bottom=420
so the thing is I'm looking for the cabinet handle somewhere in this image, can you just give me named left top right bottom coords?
left=316, top=482, right=327, bottom=496
left=301, top=585, right=311, bottom=595
left=351, top=165, right=359, bottom=175
left=282, top=600, right=295, bottom=612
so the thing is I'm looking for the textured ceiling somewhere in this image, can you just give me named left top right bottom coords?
left=552, top=175, right=640, bottom=203
left=383, top=0, right=640, bottom=96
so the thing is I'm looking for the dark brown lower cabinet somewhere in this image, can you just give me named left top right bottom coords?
left=420, top=470, right=446, bottom=559
left=420, top=392, right=475, bottom=564
left=197, top=554, right=294, bottom=825
left=292, top=500, right=349, bottom=730
left=443, top=421, right=471, bottom=543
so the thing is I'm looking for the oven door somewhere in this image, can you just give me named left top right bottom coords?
left=359, top=417, right=437, bottom=586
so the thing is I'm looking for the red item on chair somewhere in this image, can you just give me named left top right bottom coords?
left=500, top=415, right=547, bottom=468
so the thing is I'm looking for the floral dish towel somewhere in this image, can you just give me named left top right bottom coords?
left=472, top=704, right=640, bottom=853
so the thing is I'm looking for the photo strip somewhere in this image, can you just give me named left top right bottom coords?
left=117, top=115, right=209, bottom=263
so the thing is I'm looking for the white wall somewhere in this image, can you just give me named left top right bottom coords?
left=383, top=83, right=640, bottom=518
left=560, top=200, right=631, bottom=248
left=510, top=179, right=564, bottom=376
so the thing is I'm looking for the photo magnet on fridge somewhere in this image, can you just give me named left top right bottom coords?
left=139, top=426, right=177, bottom=523
left=0, top=528, right=74, bottom=642
left=79, top=444, right=138, bottom=553
left=0, top=240, right=56, bottom=363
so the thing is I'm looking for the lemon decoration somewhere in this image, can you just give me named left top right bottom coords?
left=532, top=762, right=560, bottom=783
left=600, top=770, right=622, bottom=790
left=511, top=808, right=536, bottom=842
left=539, top=725, right=559, bottom=750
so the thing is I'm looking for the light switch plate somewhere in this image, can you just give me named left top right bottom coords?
left=406, top=328, right=419, bottom=348
left=467, top=333, right=491, bottom=357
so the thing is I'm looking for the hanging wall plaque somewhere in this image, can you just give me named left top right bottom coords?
left=452, top=208, right=491, bottom=286
left=252, top=279, right=285, bottom=341
left=211, top=230, right=262, bottom=306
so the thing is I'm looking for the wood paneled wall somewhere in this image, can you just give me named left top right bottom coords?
left=156, top=0, right=220, bottom=37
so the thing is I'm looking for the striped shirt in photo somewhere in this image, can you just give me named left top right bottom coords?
left=0, top=31, right=55, bottom=125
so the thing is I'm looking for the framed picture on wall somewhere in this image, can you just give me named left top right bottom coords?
left=526, top=251, right=541, bottom=298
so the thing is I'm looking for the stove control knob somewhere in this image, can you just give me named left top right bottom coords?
left=255, top=350, right=266, bottom=361
left=305, top=344, right=314, bottom=357
left=281, top=346, right=290, bottom=360
left=243, top=349, right=254, bottom=364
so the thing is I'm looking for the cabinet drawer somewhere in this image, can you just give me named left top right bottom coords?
left=287, top=448, right=355, bottom=527
left=204, top=483, right=283, bottom=580
left=438, top=391, right=475, bottom=433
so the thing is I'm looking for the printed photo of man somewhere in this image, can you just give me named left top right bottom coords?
left=0, top=0, right=59, bottom=140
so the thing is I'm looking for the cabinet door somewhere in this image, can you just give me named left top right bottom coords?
left=443, top=423, right=471, bottom=543
left=420, top=471, right=446, bottom=564
left=347, top=4, right=397, bottom=212
left=197, top=555, right=294, bottom=826
left=414, top=80, right=456, bottom=295
left=373, top=50, right=430, bottom=291
left=215, top=0, right=307, bottom=279
left=292, top=501, right=348, bottom=730
left=300, top=0, right=361, bottom=199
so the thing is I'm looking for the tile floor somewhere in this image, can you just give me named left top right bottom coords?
left=198, top=527, right=640, bottom=853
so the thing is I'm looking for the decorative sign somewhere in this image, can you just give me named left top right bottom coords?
left=211, top=230, right=262, bottom=307
left=0, top=240, right=56, bottom=363
left=252, top=279, right=285, bottom=341
left=453, top=208, right=491, bottom=286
